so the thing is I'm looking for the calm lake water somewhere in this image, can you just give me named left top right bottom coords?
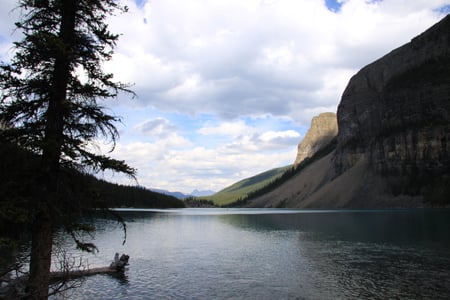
left=53, top=209, right=450, bottom=299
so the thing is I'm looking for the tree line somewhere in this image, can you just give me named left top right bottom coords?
left=0, top=141, right=184, bottom=240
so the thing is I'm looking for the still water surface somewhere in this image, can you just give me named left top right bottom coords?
left=54, top=209, right=450, bottom=299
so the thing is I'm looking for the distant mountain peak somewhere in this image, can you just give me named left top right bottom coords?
left=150, top=188, right=216, bottom=198
left=190, top=189, right=215, bottom=197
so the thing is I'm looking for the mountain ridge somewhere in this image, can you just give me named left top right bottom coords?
left=244, top=14, right=450, bottom=208
left=200, top=165, right=291, bottom=206
left=151, top=188, right=216, bottom=199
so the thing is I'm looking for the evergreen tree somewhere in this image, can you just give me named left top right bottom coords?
left=0, top=1, right=135, bottom=298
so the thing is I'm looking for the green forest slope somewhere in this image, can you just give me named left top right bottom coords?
left=201, top=166, right=291, bottom=206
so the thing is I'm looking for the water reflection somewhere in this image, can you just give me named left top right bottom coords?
left=217, top=209, right=450, bottom=245
left=52, top=209, right=450, bottom=299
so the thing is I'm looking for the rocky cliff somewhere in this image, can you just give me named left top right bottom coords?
left=334, top=14, right=450, bottom=180
left=246, top=14, right=450, bottom=208
left=294, top=112, right=337, bottom=167
left=332, top=14, right=450, bottom=206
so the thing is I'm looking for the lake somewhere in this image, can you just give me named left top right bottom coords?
left=52, top=209, right=450, bottom=299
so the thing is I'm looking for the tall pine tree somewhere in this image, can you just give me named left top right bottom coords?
left=0, top=1, right=135, bottom=298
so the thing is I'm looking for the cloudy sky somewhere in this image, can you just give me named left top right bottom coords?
left=1, top=0, right=449, bottom=194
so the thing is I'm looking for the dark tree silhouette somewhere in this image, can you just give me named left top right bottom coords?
left=0, top=1, right=135, bottom=298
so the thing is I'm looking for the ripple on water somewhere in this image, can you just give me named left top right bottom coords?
left=49, top=209, right=450, bottom=299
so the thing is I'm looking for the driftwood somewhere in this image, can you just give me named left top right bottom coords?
left=0, top=254, right=129, bottom=298
left=50, top=253, right=130, bottom=281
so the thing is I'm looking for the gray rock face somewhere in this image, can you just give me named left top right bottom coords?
left=245, top=15, right=450, bottom=209
left=334, top=14, right=450, bottom=177
left=294, top=112, right=337, bottom=167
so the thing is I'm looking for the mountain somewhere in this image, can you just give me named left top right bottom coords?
left=190, top=189, right=215, bottom=197
left=197, top=113, right=337, bottom=207
left=151, top=188, right=190, bottom=199
left=201, top=165, right=291, bottom=206
left=294, top=112, right=337, bottom=166
left=150, top=188, right=215, bottom=199
left=245, top=14, right=450, bottom=208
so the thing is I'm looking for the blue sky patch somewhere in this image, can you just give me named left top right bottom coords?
left=325, top=0, right=384, bottom=12
left=325, top=0, right=343, bottom=13
left=134, top=0, right=147, bottom=8
left=436, top=5, right=450, bottom=14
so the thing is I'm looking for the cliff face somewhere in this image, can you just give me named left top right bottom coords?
left=335, top=15, right=450, bottom=178
left=245, top=15, right=450, bottom=208
left=294, top=112, right=337, bottom=166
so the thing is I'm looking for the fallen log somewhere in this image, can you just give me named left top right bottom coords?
left=1, top=254, right=129, bottom=298
left=50, top=253, right=129, bottom=281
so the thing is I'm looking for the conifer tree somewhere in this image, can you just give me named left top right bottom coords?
left=0, top=1, right=135, bottom=298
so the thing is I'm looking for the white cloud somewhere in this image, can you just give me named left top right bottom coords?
left=105, top=0, right=448, bottom=125
left=0, top=0, right=23, bottom=62
left=105, top=139, right=296, bottom=193
left=198, top=120, right=254, bottom=137
left=100, top=114, right=301, bottom=192
left=259, top=130, right=300, bottom=143
left=1, top=0, right=448, bottom=193
left=135, top=117, right=178, bottom=138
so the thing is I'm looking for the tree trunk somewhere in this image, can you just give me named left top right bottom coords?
left=27, top=213, right=53, bottom=299
left=26, top=1, right=77, bottom=299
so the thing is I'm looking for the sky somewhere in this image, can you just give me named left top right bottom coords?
left=1, top=0, right=449, bottom=194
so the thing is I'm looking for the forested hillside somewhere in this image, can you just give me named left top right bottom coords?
left=0, top=141, right=184, bottom=255
left=0, top=142, right=184, bottom=230
left=201, top=165, right=290, bottom=206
